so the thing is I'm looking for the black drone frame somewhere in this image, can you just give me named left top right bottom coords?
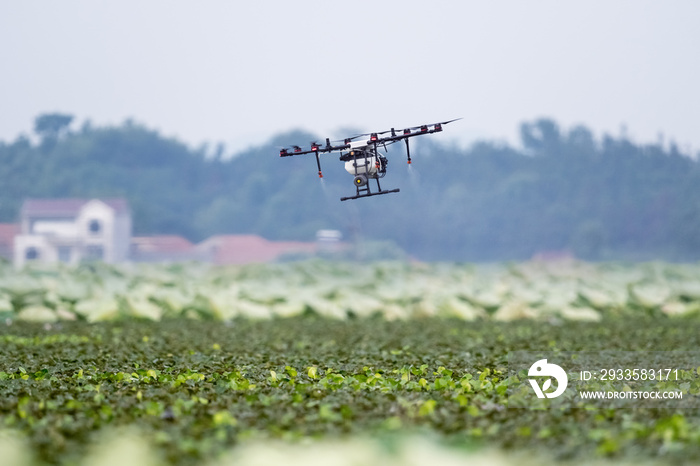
left=279, top=118, right=460, bottom=201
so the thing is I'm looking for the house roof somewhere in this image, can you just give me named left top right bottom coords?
left=131, top=235, right=194, bottom=254
left=0, top=223, right=19, bottom=239
left=21, top=198, right=130, bottom=217
left=197, top=234, right=316, bottom=265
left=0, top=223, right=19, bottom=259
left=0, top=223, right=19, bottom=245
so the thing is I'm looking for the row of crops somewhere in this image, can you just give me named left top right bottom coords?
left=2, top=259, right=700, bottom=322
left=2, top=317, right=699, bottom=465
left=2, top=260, right=700, bottom=464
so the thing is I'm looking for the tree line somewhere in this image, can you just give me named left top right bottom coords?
left=1, top=113, right=698, bottom=261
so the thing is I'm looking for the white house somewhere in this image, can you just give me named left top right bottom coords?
left=13, top=198, right=132, bottom=267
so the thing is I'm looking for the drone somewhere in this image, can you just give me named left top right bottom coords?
left=279, top=118, right=460, bottom=201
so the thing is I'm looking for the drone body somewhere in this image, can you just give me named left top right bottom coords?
left=279, top=119, right=459, bottom=201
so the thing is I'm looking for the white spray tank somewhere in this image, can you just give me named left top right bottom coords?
left=343, top=140, right=378, bottom=178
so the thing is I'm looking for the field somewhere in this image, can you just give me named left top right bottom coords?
left=1, top=260, right=700, bottom=465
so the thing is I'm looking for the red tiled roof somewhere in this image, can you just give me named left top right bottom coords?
left=131, top=235, right=194, bottom=254
left=0, top=223, right=19, bottom=259
left=197, top=235, right=316, bottom=265
left=21, top=198, right=130, bottom=216
left=0, top=223, right=18, bottom=241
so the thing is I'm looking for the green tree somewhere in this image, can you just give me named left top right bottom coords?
left=2, top=114, right=700, bottom=262
left=520, top=118, right=562, bottom=156
left=34, top=113, right=74, bottom=140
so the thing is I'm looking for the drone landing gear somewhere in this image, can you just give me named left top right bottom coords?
left=340, top=177, right=399, bottom=201
left=340, top=189, right=400, bottom=201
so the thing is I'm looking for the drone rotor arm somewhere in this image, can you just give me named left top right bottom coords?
left=349, top=118, right=461, bottom=146
left=279, top=118, right=460, bottom=184
left=279, top=141, right=350, bottom=157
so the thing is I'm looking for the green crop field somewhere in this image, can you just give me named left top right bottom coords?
left=1, top=260, right=700, bottom=465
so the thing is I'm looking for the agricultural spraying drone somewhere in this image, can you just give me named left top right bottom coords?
left=279, top=118, right=460, bottom=201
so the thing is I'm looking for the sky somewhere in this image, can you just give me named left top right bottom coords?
left=1, top=1, right=699, bottom=155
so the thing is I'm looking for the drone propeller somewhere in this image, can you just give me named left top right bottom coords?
left=376, top=128, right=397, bottom=137
left=441, top=118, right=462, bottom=125
left=396, top=118, right=461, bottom=136
left=279, top=118, right=461, bottom=159
left=350, top=119, right=462, bottom=140
left=330, top=135, right=364, bottom=145
left=278, top=145, right=297, bottom=157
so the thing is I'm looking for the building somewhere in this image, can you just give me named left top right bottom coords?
left=8, top=198, right=338, bottom=266
left=0, top=223, right=19, bottom=261
left=13, top=198, right=131, bottom=267
left=196, top=234, right=317, bottom=265
left=316, top=229, right=344, bottom=254
left=130, top=235, right=202, bottom=262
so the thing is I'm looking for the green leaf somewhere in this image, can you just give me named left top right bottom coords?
left=418, top=399, right=437, bottom=417
left=307, top=366, right=318, bottom=379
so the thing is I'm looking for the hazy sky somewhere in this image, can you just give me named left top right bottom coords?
left=1, top=1, right=699, bottom=155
